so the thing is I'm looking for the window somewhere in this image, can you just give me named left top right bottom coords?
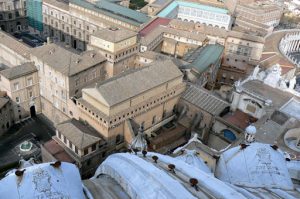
left=152, top=116, right=156, bottom=124
left=84, top=148, right=88, bottom=155
left=92, top=144, right=96, bottom=151
left=116, top=134, right=121, bottom=144
left=14, top=82, right=20, bottom=90
left=28, top=91, right=33, bottom=98
left=63, top=135, right=67, bottom=144
left=75, top=146, right=78, bottom=154
left=16, top=97, right=20, bottom=103
left=27, top=78, right=33, bottom=86
left=8, top=13, right=12, bottom=19
left=69, top=141, right=72, bottom=148
left=75, top=78, right=80, bottom=86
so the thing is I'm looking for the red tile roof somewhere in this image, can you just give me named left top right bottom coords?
left=139, top=17, right=171, bottom=37
left=259, top=52, right=276, bottom=62
left=43, top=140, right=75, bottom=163
left=222, top=110, right=257, bottom=130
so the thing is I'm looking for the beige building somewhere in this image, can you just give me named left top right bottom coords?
left=0, top=31, right=31, bottom=67
left=140, top=19, right=265, bottom=85
left=178, top=85, right=229, bottom=142
left=76, top=59, right=186, bottom=147
left=42, top=0, right=149, bottom=51
left=235, top=1, right=283, bottom=27
left=30, top=43, right=107, bottom=124
left=87, top=27, right=139, bottom=76
left=0, top=62, right=41, bottom=122
left=42, top=119, right=107, bottom=178
left=0, top=0, right=27, bottom=33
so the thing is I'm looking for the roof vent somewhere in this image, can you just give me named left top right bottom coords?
left=75, top=58, right=81, bottom=64
left=90, top=53, right=95, bottom=58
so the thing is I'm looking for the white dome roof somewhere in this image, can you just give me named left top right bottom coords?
left=0, top=162, right=85, bottom=199
left=94, top=152, right=246, bottom=199
left=176, top=149, right=212, bottom=174
left=215, top=142, right=293, bottom=189
left=245, top=125, right=256, bottom=135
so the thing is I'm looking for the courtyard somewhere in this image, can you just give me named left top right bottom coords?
left=0, top=114, right=55, bottom=177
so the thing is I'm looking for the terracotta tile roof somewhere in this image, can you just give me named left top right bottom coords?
left=222, top=110, right=257, bottom=130
left=83, top=59, right=183, bottom=106
left=139, top=17, right=171, bottom=37
left=43, top=139, right=75, bottom=163
left=56, top=119, right=102, bottom=149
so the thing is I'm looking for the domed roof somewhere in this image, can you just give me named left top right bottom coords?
left=0, top=162, right=85, bottom=198
left=94, top=152, right=245, bottom=199
left=215, top=142, right=293, bottom=190
left=176, top=149, right=212, bottom=174
left=245, top=124, right=256, bottom=135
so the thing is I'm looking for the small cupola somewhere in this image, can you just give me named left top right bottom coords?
left=244, top=124, right=256, bottom=143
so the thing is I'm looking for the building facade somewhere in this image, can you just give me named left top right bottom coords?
left=42, top=119, right=108, bottom=178
left=0, top=94, right=13, bottom=135
left=157, top=1, right=232, bottom=30
left=0, top=62, right=41, bottom=122
left=76, top=60, right=186, bottom=146
left=30, top=43, right=107, bottom=124
left=235, top=2, right=283, bottom=27
left=87, top=27, right=139, bottom=77
left=0, top=0, right=27, bottom=33
left=42, top=0, right=149, bottom=51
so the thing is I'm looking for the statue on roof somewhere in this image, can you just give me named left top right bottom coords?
left=130, top=125, right=147, bottom=152
left=251, top=65, right=260, bottom=80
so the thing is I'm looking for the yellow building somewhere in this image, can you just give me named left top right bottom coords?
left=76, top=59, right=186, bottom=146
left=88, top=27, right=139, bottom=76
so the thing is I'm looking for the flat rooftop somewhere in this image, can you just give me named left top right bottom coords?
left=158, top=0, right=229, bottom=18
